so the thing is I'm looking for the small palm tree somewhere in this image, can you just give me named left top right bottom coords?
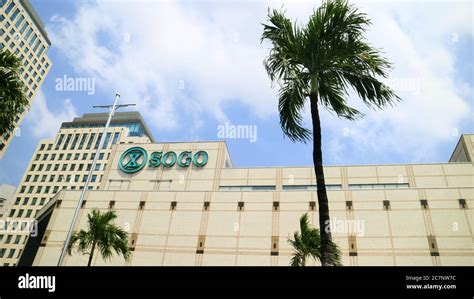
left=262, top=0, right=400, bottom=266
left=0, top=49, right=29, bottom=137
left=67, top=209, right=130, bottom=266
left=288, top=213, right=341, bottom=266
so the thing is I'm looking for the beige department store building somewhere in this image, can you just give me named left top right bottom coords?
left=12, top=114, right=472, bottom=266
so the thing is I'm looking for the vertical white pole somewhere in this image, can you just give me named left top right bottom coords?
left=57, top=94, right=120, bottom=266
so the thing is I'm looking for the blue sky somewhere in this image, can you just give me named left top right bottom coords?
left=0, top=0, right=472, bottom=187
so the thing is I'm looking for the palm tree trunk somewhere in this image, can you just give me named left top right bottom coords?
left=310, top=94, right=334, bottom=266
left=87, top=242, right=96, bottom=267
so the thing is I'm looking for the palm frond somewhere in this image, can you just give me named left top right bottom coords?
left=278, top=79, right=311, bottom=142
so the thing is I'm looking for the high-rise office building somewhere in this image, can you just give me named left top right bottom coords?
left=0, top=112, right=154, bottom=266
left=0, top=184, right=16, bottom=217
left=0, top=0, right=52, bottom=158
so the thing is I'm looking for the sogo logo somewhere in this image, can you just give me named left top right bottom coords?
left=119, top=147, right=208, bottom=174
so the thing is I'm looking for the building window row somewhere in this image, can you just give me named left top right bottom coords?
left=348, top=183, right=409, bottom=189
left=219, top=185, right=276, bottom=191
left=219, top=184, right=408, bottom=191
left=2, top=0, right=48, bottom=58
left=54, top=132, right=120, bottom=151
left=282, top=184, right=343, bottom=191
left=32, top=151, right=110, bottom=162
left=18, top=179, right=101, bottom=195
left=28, top=162, right=106, bottom=173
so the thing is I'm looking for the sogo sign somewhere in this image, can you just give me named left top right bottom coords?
left=119, top=147, right=208, bottom=174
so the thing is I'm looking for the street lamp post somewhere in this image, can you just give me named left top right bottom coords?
left=57, top=93, right=135, bottom=266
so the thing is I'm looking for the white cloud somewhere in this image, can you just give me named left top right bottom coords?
left=46, top=0, right=473, bottom=162
left=26, top=90, right=77, bottom=138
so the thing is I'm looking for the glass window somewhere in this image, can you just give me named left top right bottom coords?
left=78, top=134, right=87, bottom=150
left=219, top=185, right=276, bottom=191
left=4, top=2, right=14, bottom=14
left=24, top=27, right=33, bottom=40
left=14, top=15, right=24, bottom=27
left=70, top=134, right=80, bottom=150
left=20, top=21, right=28, bottom=33
left=29, top=33, right=37, bottom=46
left=102, top=132, right=111, bottom=149
left=37, top=45, right=45, bottom=57
left=86, top=133, right=95, bottom=149
left=111, top=132, right=120, bottom=146
left=94, top=133, right=103, bottom=149
left=9, top=8, right=19, bottom=21
left=348, top=183, right=409, bottom=190
left=62, top=134, right=72, bottom=150
left=55, top=134, right=65, bottom=150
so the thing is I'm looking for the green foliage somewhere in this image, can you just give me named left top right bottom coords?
left=261, top=0, right=400, bottom=143
left=67, top=209, right=130, bottom=266
left=0, top=49, right=29, bottom=137
left=288, top=213, right=342, bottom=266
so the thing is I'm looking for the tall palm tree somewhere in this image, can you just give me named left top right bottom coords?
left=262, top=0, right=400, bottom=266
left=67, top=209, right=130, bottom=266
left=0, top=49, right=29, bottom=137
left=288, top=213, right=341, bottom=266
